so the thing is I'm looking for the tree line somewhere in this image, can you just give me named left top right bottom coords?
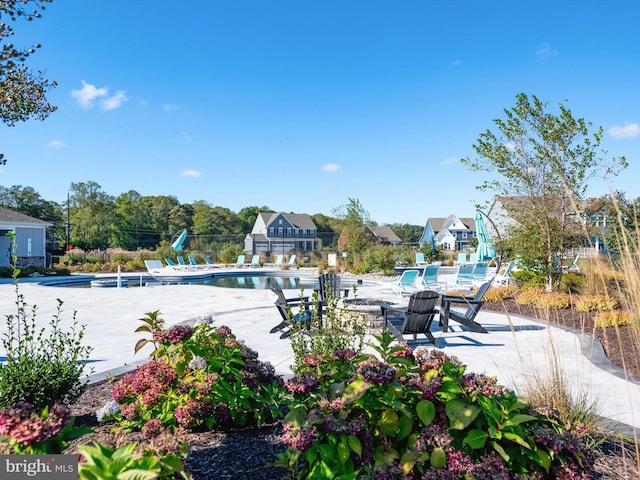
left=0, top=182, right=425, bottom=252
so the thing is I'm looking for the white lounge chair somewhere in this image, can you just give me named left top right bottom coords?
left=286, top=255, right=298, bottom=269
left=249, top=254, right=262, bottom=268
left=493, top=261, right=516, bottom=286
left=447, top=263, right=475, bottom=290
left=378, top=270, right=421, bottom=296
left=417, top=264, right=441, bottom=291
left=264, top=255, right=283, bottom=268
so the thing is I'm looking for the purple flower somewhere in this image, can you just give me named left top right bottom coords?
left=357, top=358, right=396, bottom=385
left=214, top=403, right=232, bottom=426
left=0, top=402, right=71, bottom=448
left=302, top=353, right=324, bottom=367
left=333, top=348, right=357, bottom=361
left=188, top=355, right=207, bottom=370
left=285, top=373, right=319, bottom=394
left=282, top=424, right=317, bottom=451
left=96, top=400, right=120, bottom=422
left=215, top=325, right=232, bottom=338
left=141, top=418, right=164, bottom=438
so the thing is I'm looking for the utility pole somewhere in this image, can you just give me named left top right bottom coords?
left=66, top=192, right=70, bottom=251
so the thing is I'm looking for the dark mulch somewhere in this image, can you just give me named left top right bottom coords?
left=68, top=301, right=640, bottom=479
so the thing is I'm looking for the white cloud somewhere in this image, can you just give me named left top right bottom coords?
left=181, top=131, right=191, bottom=142
left=48, top=139, right=66, bottom=148
left=323, top=184, right=334, bottom=190
left=163, top=104, right=179, bottom=111
left=322, top=163, right=340, bottom=172
left=505, top=142, right=517, bottom=151
left=100, top=91, right=127, bottom=111
left=609, top=123, right=640, bottom=139
left=71, top=81, right=108, bottom=109
left=536, top=42, right=559, bottom=59
left=449, top=59, right=462, bottom=67
left=442, top=157, right=458, bottom=165
left=71, top=80, right=127, bottom=110
left=181, top=169, right=202, bottom=178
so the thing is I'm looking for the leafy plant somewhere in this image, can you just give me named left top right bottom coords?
left=110, top=312, right=284, bottom=432
left=0, top=287, right=93, bottom=409
left=575, top=293, right=619, bottom=312
left=516, top=287, right=546, bottom=305
left=560, top=272, right=585, bottom=294
left=0, top=402, right=91, bottom=454
left=288, top=289, right=368, bottom=374
left=78, top=441, right=189, bottom=480
left=594, top=311, right=632, bottom=328
left=278, top=332, right=594, bottom=478
left=483, top=285, right=519, bottom=303
left=535, top=291, right=572, bottom=310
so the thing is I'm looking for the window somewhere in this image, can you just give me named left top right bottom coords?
left=269, top=227, right=275, bottom=236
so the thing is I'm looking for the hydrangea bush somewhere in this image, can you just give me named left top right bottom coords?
left=0, top=402, right=91, bottom=454
left=107, top=311, right=284, bottom=432
left=278, top=332, right=593, bottom=479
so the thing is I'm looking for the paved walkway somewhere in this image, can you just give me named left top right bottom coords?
left=0, top=271, right=638, bottom=435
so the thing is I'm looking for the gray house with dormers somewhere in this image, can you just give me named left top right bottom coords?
left=245, top=212, right=319, bottom=255
left=0, top=206, right=52, bottom=268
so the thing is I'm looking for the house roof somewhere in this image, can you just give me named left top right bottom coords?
left=371, top=225, right=402, bottom=243
left=261, top=212, right=316, bottom=229
left=428, top=215, right=476, bottom=233
left=0, top=207, right=52, bottom=226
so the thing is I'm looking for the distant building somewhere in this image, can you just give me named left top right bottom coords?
left=0, top=207, right=52, bottom=268
left=337, top=225, right=402, bottom=252
left=371, top=226, right=402, bottom=246
left=245, top=212, right=318, bottom=254
left=419, top=215, right=476, bottom=251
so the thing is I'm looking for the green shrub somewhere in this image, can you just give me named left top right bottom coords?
left=560, top=272, right=585, bottom=294
left=512, top=269, right=545, bottom=288
left=78, top=440, right=189, bottom=480
left=0, top=286, right=93, bottom=409
left=575, top=294, right=619, bottom=312
left=277, top=332, right=594, bottom=478
left=218, top=243, right=244, bottom=264
left=289, top=291, right=368, bottom=374
left=360, top=246, right=397, bottom=275
left=108, top=312, right=284, bottom=432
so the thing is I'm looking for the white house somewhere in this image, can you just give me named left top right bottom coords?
left=419, top=214, right=476, bottom=251
left=245, top=212, right=319, bottom=255
left=0, top=207, right=52, bottom=268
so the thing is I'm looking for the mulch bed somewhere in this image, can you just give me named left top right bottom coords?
left=67, top=301, right=640, bottom=479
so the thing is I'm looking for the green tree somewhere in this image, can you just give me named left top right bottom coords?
left=462, top=93, right=626, bottom=290
left=311, top=213, right=341, bottom=249
left=1, top=0, right=57, bottom=164
left=332, top=198, right=373, bottom=259
left=238, top=205, right=272, bottom=230
left=68, top=181, right=115, bottom=249
left=191, top=202, right=246, bottom=236
left=0, top=184, right=64, bottom=249
left=386, top=222, right=423, bottom=243
left=148, top=195, right=181, bottom=242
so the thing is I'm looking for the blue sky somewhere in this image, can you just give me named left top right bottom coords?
left=1, top=1, right=638, bottom=226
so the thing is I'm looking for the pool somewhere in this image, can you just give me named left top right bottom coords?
left=39, top=272, right=319, bottom=290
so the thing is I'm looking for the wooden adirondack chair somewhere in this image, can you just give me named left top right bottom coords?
left=380, top=290, right=440, bottom=345
left=439, top=282, right=491, bottom=333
